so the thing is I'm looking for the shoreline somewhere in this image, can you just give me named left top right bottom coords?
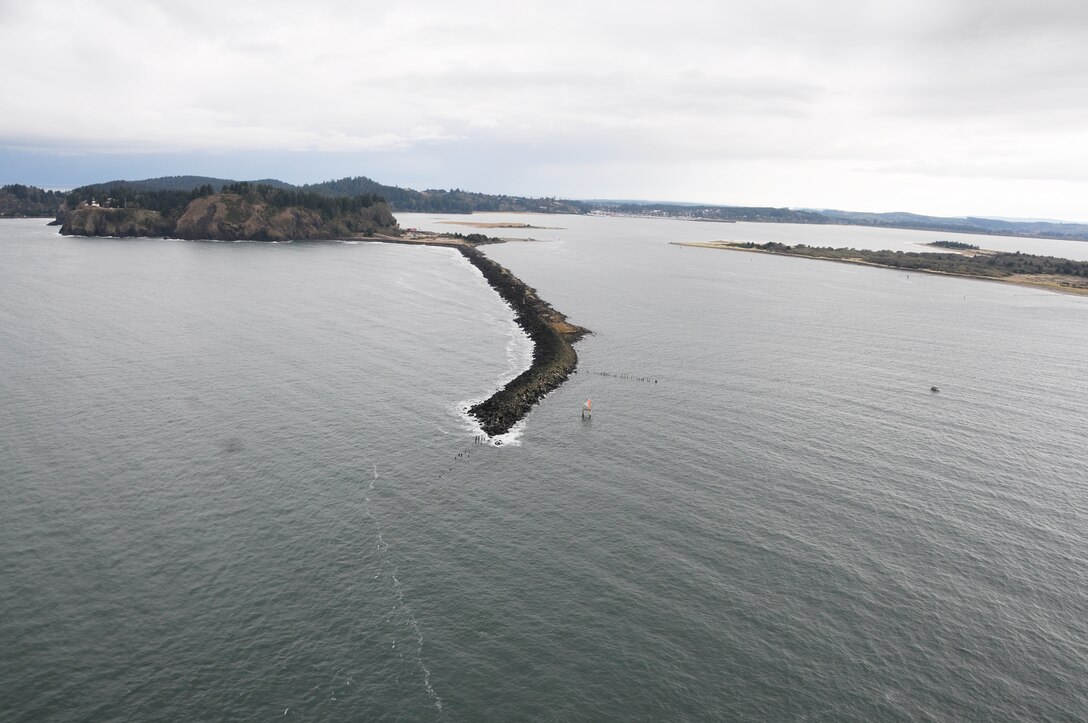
left=672, top=241, right=1088, bottom=298
left=363, top=232, right=589, bottom=436
left=436, top=221, right=562, bottom=230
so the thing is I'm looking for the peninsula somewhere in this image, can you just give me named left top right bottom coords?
left=56, top=183, right=588, bottom=436
left=673, top=241, right=1088, bottom=296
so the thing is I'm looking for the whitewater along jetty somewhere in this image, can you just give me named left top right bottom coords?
left=371, top=234, right=589, bottom=434
left=341, top=232, right=589, bottom=434
left=456, top=244, right=589, bottom=436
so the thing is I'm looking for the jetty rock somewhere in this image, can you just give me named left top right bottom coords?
left=458, top=245, right=589, bottom=436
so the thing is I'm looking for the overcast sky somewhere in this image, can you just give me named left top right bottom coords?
left=3, top=0, right=1087, bottom=220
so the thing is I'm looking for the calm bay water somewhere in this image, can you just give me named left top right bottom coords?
left=2, top=215, right=1087, bottom=720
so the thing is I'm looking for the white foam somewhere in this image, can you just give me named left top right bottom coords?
left=453, top=399, right=526, bottom=447
left=490, top=418, right=526, bottom=447
left=505, top=324, right=534, bottom=379
left=364, top=465, right=444, bottom=713
left=451, top=293, right=534, bottom=445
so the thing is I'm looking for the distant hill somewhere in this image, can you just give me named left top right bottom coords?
left=588, top=202, right=1088, bottom=240
left=586, top=200, right=830, bottom=224
left=75, top=175, right=296, bottom=193
left=1, top=184, right=67, bottom=217
left=67, top=175, right=585, bottom=215
left=7, top=174, right=1088, bottom=242
left=816, top=209, right=1088, bottom=242
left=302, top=176, right=586, bottom=214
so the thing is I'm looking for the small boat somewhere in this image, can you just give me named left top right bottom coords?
left=931, top=386, right=940, bottom=393
left=582, top=398, right=592, bottom=419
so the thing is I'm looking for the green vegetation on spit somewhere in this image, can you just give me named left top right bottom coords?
left=726, top=241, right=1088, bottom=280
left=928, top=240, right=980, bottom=250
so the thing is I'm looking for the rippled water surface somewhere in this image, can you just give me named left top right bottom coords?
left=2, top=216, right=1087, bottom=720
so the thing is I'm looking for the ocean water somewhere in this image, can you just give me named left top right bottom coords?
left=2, top=215, right=1087, bottom=720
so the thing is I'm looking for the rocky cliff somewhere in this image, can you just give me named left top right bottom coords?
left=59, top=207, right=173, bottom=237
left=172, top=193, right=396, bottom=241
left=59, top=192, right=397, bottom=240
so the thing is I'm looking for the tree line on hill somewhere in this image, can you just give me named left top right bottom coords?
left=299, top=176, right=586, bottom=214
left=0, top=184, right=67, bottom=217
left=59, top=175, right=584, bottom=215
left=928, top=240, right=979, bottom=250
left=220, top=182, right=386, bottom=219
left=58, top=180, right=399, bottom=240
left=59, top=181, right=388, bottom=221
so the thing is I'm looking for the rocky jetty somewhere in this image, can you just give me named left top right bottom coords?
left=458, top=245, right=589, bottom=436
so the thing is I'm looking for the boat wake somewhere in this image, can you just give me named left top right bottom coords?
left=365, top=465, right=445, bottom=715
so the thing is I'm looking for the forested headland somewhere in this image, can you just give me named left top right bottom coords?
left=1, top=184, right=67, bottom=217
left=58, top=182, right=398, bottom=241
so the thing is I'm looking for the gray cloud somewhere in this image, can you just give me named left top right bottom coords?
left=3, top=0, right=1088, bottom=218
